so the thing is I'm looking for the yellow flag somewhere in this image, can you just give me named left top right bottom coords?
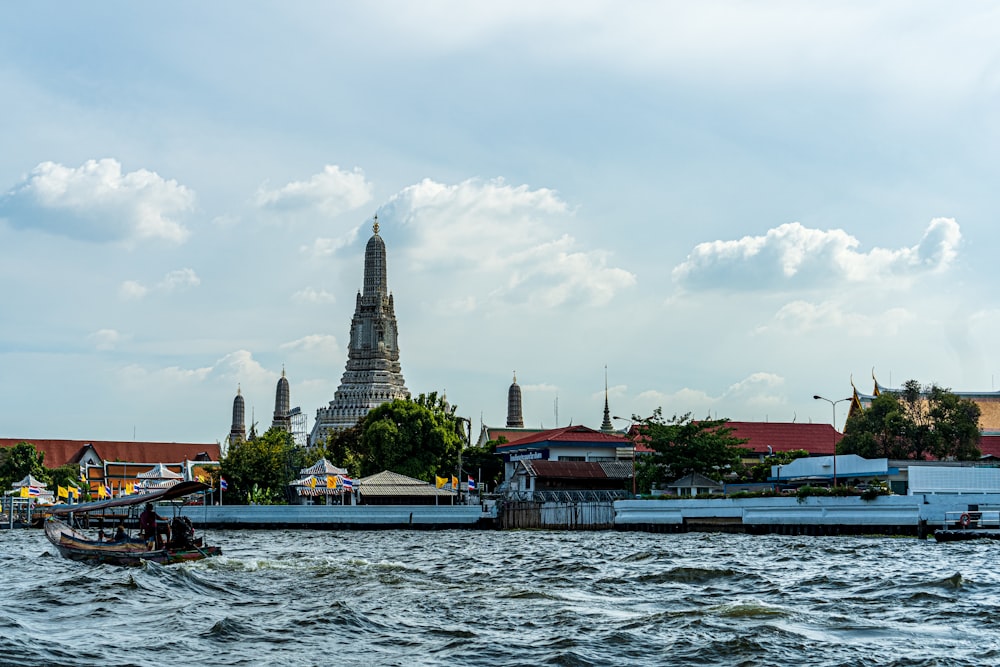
left=326, top=475, right=336, bottom=489
left=435, top=476, right=446, bottom=489
left=58, top=486, right=68, bottom=499
left=20, top=487, right=29, bottom=498
left=451, top=476, right=458, bottom=489
left=97, top=485, right=107, bottom=499
left=309, top=476, right=317, bottom=489
left=126, top=482, right=135, bottom=495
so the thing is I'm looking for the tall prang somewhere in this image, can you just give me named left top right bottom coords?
left=271, top=367, right=291, bottom=432
left=309, top=215, right=410, bottom=446
left=507, top=372, right=524, bottom=428
left=230, top=385, right=246, bottom=446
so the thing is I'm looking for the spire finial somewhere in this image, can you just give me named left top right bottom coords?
left=513, top=370, right=517, bottom=383
left=373, top=213, right=380, bottom=235
left=237, top=383, right=241, bottom=396
left=282, top=365, right=286, bottom=378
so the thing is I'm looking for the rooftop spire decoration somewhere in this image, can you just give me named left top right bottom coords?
left=601, top=365, right=614, bottom=433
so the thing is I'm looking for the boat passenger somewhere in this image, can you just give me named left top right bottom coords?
left=113, top=521, right=126, bottom=542
left=139, top=503, right=168, bottom=550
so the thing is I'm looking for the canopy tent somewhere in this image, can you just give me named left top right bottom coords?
left=298, top=458, right=347, bottom=477
left=290, top=460, right=352, bottom=503
left=136, top=464, right=184, bottom=479
left=12, top=474, right=48, bottom=488
left=131, top=463, right=184, bottom=491
left=290, top=474, right=351, bottom=497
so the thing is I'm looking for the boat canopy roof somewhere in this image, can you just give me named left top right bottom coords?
left=49, top=480, right=210, bottom=516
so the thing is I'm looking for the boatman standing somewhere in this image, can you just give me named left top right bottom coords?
left=139, top=503, right=168, bottom=550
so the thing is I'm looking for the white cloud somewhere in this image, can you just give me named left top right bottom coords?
left=591, top=384, right=628, bottom=401
left=256, top=165, right=373, bottom=217
left=0, top=158, right=194, bottom=244
left=381, top=177, right=635, bottom=309
left=119, top=349, right=272, bottom=387
left=292, top=287, right=336, bottom=304
left=672, top=218, right=961, bottom=291
left=119, top=280, right=148, bottom=300
left=158, top=268, right=201, bottom=291
left=300, top=225, right=360, bottom=258
left=119, top=268, right=201, bottom=300
left=634, top=373, right=787, bottom=419
left=89, top=328, right=121, bottom=351
left=279, top=334, right=340, bottom=357
left=759, top=300, right=915, bottom=337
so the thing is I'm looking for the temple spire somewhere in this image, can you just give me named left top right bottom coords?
left=310, top=215, right=409, bottom=445
left=601, top=365, right=614, bottom=433
left=230, top=385, right=246, bottom=445
left=507, top=372, right=524, bottom=428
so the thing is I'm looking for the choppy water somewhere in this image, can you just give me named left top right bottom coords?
left=3, top=528, right=1000, bottom=666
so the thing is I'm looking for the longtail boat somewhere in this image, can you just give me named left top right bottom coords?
left=45, top=481, right=221, bottom=565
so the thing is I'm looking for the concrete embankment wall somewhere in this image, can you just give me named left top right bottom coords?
left=614, top=494, right=1000, bottom=536
left=499, top=501, right=615, bottom=530
left=178, top=504, right=489, bottom=530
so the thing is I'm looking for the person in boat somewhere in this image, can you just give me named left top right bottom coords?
left=139, top=503, right=168, bottom=549
left=169, top=516, right=195, bottom=549
left=113, top=521, right=127, bottom=542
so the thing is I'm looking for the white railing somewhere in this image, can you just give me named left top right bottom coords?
left=943, top=510, right=1000, bottom=529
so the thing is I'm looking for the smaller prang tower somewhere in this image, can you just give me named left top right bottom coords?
left=230, top=385, right=246, bottom=445
left=271, top=367, right=291, bottom=432
left=507, top=372, right=524, bottom=428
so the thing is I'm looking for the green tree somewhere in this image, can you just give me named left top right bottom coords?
left=839, top=380, right=981, bottom=460
left=47, top=463, right=84, bottom=494
left=0, top=441, right=48, bottom=490
left=318, top=419, right=367, bottom=478
left=355, top=392, right=464, bottom=480
left=633, top=409, right=747, bottom=492
left=221, top=428, right=305, bottom=504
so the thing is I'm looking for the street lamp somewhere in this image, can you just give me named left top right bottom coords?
left=455, top=417, right=472, bottom=503
left=813, top=395, right=852, bottom=488
left=613, top=415, right=637, bottom=496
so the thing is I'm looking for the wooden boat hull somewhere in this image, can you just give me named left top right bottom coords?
left=45, top=518, right=221, bottom=566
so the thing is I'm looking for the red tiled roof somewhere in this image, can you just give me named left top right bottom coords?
left=496, top=424, right=628, bottom=450
left=0, top=438, right=220, bottom=468
left=726, top=422, right=840, bottom=456
left=481, top=427, right=546, bottom=446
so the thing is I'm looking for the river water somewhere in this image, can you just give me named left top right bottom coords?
left=2, top=528, right=999, bottom=666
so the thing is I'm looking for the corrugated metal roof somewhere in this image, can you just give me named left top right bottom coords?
left=357, top=470, right=455, bottom=497
left=521, top=460, right=633, bottom=480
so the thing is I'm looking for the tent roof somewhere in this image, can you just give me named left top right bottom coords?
left=12, top=474, right=48, bottom=488
left=299, top=458, right=347, bottom=476
left=358, top=470, right=454, bottom=497
left=136, top=463, right=183, bottom=479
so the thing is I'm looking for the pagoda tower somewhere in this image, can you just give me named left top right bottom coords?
left=506, top=372, right=524, bottom=428
left=309, top=215, right=410, bottom=446
left=230, top=385, right=246, bottom=445
left=271, top=367, right=291, bottom=432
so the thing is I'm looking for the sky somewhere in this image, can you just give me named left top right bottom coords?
left=2, top=2, right=1000, bottom=444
